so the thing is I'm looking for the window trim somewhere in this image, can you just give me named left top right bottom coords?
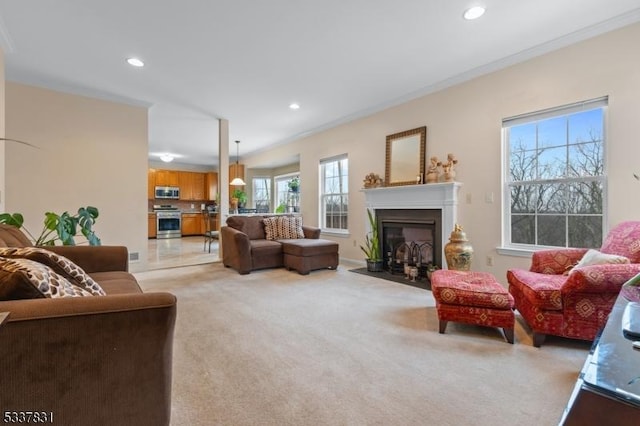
left=273, top=172, right=299, bottom=213
left=319, top=154, right=349, bottom=232
left=501, top=97, right=608, bottom=253
left=251, top=176, right=271, bottom=211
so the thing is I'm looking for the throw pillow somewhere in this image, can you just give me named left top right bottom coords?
left=570, top=249, right=630, bottom=273
left=0, top=257, right=95, bottom=299
left=263, top=216, right=305, bottom=240
left=0, top=247, right=106, bottom=296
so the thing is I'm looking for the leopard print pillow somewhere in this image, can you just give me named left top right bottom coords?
left=0, top=257, right=94, bottom=298
left=0, top=247, right=105, bottom=296
left=263, top=216, right=305, bottom=240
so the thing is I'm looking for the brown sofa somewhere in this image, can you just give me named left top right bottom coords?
left=221, top=215, right=339, bottom=275
left=0, top=224, right=177, bottom=426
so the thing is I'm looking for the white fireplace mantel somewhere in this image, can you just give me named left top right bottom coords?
left=361, top=182, right=462, bottom=267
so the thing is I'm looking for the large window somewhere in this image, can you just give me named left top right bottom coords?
left=274, top=173, right=300, bottom=213
left=320, top=155, right=348, bottom=231
left=503, top=97, right=607, bottom=250
left=252, top=177, right=271, bottom=212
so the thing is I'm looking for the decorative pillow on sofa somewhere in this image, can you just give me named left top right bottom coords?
left=570, top=249, right=630, bottom=274
left=0, top=247, right=105, bottom=296
left=263, top=216, right=305, bottom=240
left=0, top=257, right=95, bottom=300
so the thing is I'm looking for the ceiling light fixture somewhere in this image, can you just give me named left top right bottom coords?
left=230, top=140, right=246, bottom=186
left=160, top=154, right=174, bottom=163
left=289, top=103, right=300, bottom=110
left=126, top=57, right=145, bottom=67
left=463, top=6, right=486, bottom=20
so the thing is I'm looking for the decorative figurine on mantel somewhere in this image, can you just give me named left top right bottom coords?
left=363, top=172, right=383, bottom=188
left=426, top=156, right=439, bottom=183
left=438, top=153, right=458, bottom=182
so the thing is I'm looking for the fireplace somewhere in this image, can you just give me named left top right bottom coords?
left=377, top=209, right=442, bottom=277
left=362, top=182, right=461, bottom=271
left=376, top=209, right=442, bottom=272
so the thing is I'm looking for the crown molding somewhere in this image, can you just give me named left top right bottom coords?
left=263, top=9, right=640, bottom=151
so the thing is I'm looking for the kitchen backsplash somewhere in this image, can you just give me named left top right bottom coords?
left=148, top=199, right=216, bottom=212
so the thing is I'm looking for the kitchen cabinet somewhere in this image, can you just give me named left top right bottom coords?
left=148, top=169, right=156, bottom=199
left=191, top=172, right=206, bottom=200
left=179, top=171, right=207, bottom=201
left=178, top=172, right=194, bottom=200
left=181, top=213, right=203, bottom=236
left=149, top=168, right=213, bottom=201
left=206, top=172, right=218, bottom=201
left=148, top=213, right=157, bottom=238
left=155, top=170, right=179, bottom=187
left=212, top=214, right=219, bottom=232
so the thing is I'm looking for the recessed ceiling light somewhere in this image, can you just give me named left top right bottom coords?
left=126, top=57, right=145, bottom=67
left=160, top=154, right=174, bottom=162
left=463, top=6, right=486, bottom=20
left=289, top=103, right=300, bottom=110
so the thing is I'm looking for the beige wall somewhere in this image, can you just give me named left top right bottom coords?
left=244, top=22, right=640, bottom=278
left=5, top=82, right=150, bottom=271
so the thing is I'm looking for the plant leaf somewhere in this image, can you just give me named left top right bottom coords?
left=0, top=212, right=24, bottom=228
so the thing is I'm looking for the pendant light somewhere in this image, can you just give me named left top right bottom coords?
left=230, top=140, right=246, bottom=186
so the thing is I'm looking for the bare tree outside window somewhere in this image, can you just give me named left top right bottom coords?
left=321, top=156, right=349, bottom=230
left=505, top=101, right=606, bottom=249
left=252, top=177, right=271, bottom=212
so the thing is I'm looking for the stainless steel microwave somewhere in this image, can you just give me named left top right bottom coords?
left=155, top=186, right=180, bottom=199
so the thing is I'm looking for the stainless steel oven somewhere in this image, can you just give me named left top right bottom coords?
left=156, top=211, right=182, bottom=239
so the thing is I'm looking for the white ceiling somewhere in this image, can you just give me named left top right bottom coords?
left=1, top=1, right=640, bottom=167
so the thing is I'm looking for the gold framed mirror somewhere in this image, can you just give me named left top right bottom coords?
left=385, top=126, right=426, bottom=186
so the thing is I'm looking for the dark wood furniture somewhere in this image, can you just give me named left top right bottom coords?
left=561, top=291, right=640, bottom=425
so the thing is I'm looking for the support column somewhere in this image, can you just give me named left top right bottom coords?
left=218, top=119, right=230, bottom=260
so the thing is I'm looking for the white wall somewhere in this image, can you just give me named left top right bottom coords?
left=244, top=22, right=640, bottom=280
left=5, top=82, right=150, bottom=271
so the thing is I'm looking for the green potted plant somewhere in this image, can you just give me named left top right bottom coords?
left=0, top=206, right=101, bottom=246
left=360, top=209, right=383, bottom=272
left=287, top=177, right=300, bottom=193
left=231, top=189, right=248, bottom=208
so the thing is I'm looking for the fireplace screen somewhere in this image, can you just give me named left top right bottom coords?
left=376, top=209, right=442, bottom=282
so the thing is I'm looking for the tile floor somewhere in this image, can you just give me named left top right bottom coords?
left=147, top=236, right=220, bottom=270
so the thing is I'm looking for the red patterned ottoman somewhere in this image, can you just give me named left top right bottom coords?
left=431, top=270, right=515, bottom=343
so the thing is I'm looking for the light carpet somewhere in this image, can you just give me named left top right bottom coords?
left=135, top=263, right=590, bottom=426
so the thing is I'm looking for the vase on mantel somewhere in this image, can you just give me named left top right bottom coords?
left=444, top=224, right=474, bottom=271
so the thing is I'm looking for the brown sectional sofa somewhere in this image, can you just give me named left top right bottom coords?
left=221, top=215, right=339, bottom=275
left=0, top=224, right=177, bottom=426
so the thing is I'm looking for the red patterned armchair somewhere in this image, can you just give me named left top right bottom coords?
left=507, top=221, right=640, bottom=347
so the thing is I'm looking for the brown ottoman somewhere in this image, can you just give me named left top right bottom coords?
left=280, top=239, right=339, bottom=275
left=431, top=270, right=515, bottom=343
